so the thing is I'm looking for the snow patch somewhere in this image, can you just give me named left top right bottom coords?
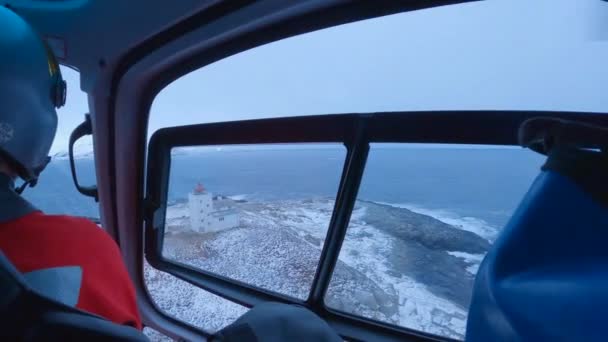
left=393, top=275, right=467, bottom=337
left=466, top=264, right=480, bottom=275
left=144, top=261, right=246, bottom=333
left=227, top=194, right=248, bottom=201
left=447, top=251, right=484, bottom=263
left=53, top=139, right=94, bottom=160
left=448, top=251, right=485, bottom=276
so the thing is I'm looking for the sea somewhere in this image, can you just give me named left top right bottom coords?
left=24, top=145, right=545, bottom=233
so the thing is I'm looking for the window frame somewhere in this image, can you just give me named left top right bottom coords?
left=110, top=1, right=502, bottom=339
left=145, top=110, right=608, bottom=341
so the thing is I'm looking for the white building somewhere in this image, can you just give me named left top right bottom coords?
left=188, top=183, right=238, bottom=233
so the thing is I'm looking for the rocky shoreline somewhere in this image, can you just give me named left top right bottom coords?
left=147, top=197, right=493, bottom=339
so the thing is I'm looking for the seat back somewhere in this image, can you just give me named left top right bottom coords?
left=0, top=251, right=148, bottom=341
left=466, top=118, right=608, bottom=341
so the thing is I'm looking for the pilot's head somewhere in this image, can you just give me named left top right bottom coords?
left=0, top=6, right=66, bottom=183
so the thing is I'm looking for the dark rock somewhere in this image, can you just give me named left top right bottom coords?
left=388, top=241, right=474, bottom=308
left=360, top=201, right=490, bottom=254
left=358, top=201, right=490, bottom=309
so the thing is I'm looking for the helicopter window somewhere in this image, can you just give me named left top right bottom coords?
left=160, top=143, right=346, bottom=300
left=324, top=143, right=544, bottom=339
left=22, top=66, right=99, bottom=222
left=145, top=0, right=606, bottom=339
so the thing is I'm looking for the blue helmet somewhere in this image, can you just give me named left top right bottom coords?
left=0, top=6, right=66, bottom=182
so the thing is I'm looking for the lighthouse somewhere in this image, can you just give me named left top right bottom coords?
left=188, top=183, right=238, bottom=233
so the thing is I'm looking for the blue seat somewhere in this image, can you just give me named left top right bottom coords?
left=466, top=146, right=608, bottom=341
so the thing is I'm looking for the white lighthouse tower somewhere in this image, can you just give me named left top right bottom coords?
left=188, top=183, right=213, bottom=232
left=188, top=183, right=238, bottom=233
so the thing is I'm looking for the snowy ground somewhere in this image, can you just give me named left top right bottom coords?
left=145, top=198, right=495, bottom=340
left=144, top=261, right=247, bottom=333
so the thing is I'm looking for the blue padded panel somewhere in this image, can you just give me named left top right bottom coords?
left=466, top=170, right=608, bottom=341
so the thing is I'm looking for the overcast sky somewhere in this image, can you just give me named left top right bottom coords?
left=52, top=0, right=608, bottom=153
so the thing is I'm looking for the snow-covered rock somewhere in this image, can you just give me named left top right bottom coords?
left=144, top=261, right=246, bottom=333
left=52, top=139, right=94, bottom=160
left=145, top=198, right=494, bottom=340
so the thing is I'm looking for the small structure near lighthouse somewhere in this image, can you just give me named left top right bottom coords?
left=188, top=183, right=238, bottom=233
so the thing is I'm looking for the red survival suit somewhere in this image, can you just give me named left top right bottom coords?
left=0, top=174, right=141, bottom=329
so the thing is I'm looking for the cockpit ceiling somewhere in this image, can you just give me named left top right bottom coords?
left=4, top=1, right=474, bottom=91
left=4, top=0, right=216, bottom=79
